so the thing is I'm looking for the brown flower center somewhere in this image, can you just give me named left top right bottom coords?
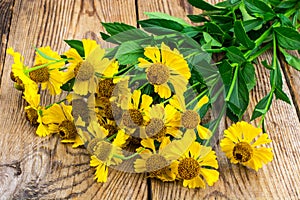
left=58, top=120, right=77, bottom=139
left=29, top=67, right=50, bottom=83
left=233, top=142, right=253, bottom=162
left=25, top=107, right=39, bottom=125
left=75, top=61, right=94, bottom=81
left=145, top=118, right=166, bottom=139
left=74, top=62, right=82, bottom=77
left=93, top=141, right=113, bottom=162
left=97, top=79, right=116, bottom=98
left=122, top=109, right=144, bottom=128
left=87, top=138, right=102, bottom=153
left=145, top=154, right=169, bottom=172
left=178, top=158, right=200, bottom=180
left=72, top=99, right=90, bottom=122
left=146, top=63, right=170, bottom=85
left=181, top=110, right=200, bottom=129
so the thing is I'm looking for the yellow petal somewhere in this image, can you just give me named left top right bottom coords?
left=194, top=95, right=209, bottom=111
left=183, top=176, right=206, bottom=189
left=82, top=39, right=98, bottom=57
left=154, top=84, right=171, bottom=99
left=144, top=45, right=161, bottom=63
left=199, top=168, right=219, bottom=186
left=197, top=125, right=212, bottom=140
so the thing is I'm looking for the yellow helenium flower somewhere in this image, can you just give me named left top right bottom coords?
left=120, top=90, right=153, bottom=134
left=87, top=122, right=129, bottom=182
left=220, top=121, right=273, bottom=171
left=170, top=95, right=212, bottom=140
left=174, top=141, right=219, bottom=189
left=23, top=88, right=50, bottom=137
left=138, top=42, right=191, bottom=99
left=134, top=137, right=177, bottom=181
left=31, top=46, right=68, bottom=95
left=140, top=104, right=181, bottom=141
left=134, top=131, right=195, bottom=181
left=7, top=48, right=38, bottom=92
left=64, top=39, right=111, bottom=95
left=42, top=103, right=78, bottom=140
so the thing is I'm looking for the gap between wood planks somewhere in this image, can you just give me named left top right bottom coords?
left=0, top=0, right=15, bottom=90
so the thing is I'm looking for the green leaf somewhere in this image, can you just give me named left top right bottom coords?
left=144, top=12, right=190, bottom=26
left=242, top=19, right=264, bottom=32
left=138, top=19, right=184, bottom=32
left=187, top=15, right=208, bottom=23
left=244, top=0, right=276, bottom=21
left=276, top=0, right=298, bottom=9
left=274, top=27, right=300, bottom=50
left=115, top=41, right=144, bottom=65
left=251, top=93, right=273, bottom=120
left=279, top=48, right=300, bottom=70
left=64, top=40, right=84, bottom=57
left=226, top=46, right=247, bottom=65
left=102, top=22, right=136, bottom=36
left=188, top=0, right=225, bottom=11
left=240, top=62, right=256, bottom=91
left=203, top=32, right=222, bottom=47
left=227, top=73, right=249, bottom=119
left=205, top=22, right=231, bottom=42
left=60, top=78, right=75, bottom=91
left=219, top=60, right=233, bottom=86
left=274, top=87, right=291, bottom=104
left=234, top=20, right=255, bottom=49
left=277, top=14, right=294, bottom=27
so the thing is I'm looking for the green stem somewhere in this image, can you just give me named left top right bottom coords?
left=205, top=47, right=227, bottom=53
left=45, top=98, right=67, bottom=109
left=113, top=148, right=145, bottom=160
left=247, top=43, right=272, bottom=62
left=186, top=89, right=208, bottom=108
left=25, top=59, right=68, bottom=74
left=115, top=64, right=135, bottom=76
left=225, top=64, right=239, bottom=102
left=106, top=133, right=117, bottom=141
left=204, top=103, right=226, bottom=146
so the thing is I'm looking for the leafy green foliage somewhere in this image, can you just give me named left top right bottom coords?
left=64, top=40, right=84, bottom=57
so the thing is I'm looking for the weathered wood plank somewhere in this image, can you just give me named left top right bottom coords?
left=0, top=0, right=15, bottom=87
left=138, top=0, right=300, bottom=199
left=0, top=0, right=148, bottom=199
left=280, top=51, right=300, bottom=118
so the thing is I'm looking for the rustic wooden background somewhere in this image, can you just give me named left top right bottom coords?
left=0, top=0, right=299, bottom=199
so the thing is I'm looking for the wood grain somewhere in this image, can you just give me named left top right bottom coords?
left=0, top=0, right=300, bottom=199
left=0, top=0, right=14, bottom=87
left=0, top=0, right=148, bottom=199
left=280, top=51, right=300, bottom=118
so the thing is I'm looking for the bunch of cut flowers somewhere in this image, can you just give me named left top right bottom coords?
left=7, top=0, right=299, bottom=189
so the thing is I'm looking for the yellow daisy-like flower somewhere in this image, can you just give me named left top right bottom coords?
left=170, top=95, right=212, bottom=140
left=134, top=137, right=177, bottom=181
left=7, top=48, right=38, bottom=92
left=42, top=103, right=78, bottom=140
left=31, top=46, right=68, bottom=95
left=220, top=121, right=273, bottom=171
left=23, top=88, right=50, bottom=137
left=174, top=141, right=219, bottom=189
left=87, top=122, right=129, bottom=182
left=64, top=39, right=111, bottom=95
left=134, top=131, right=195, bottom=181
left=138, top=42, right=191, bottom=99
left=120, top=90, right=153, bottom=134
left=141, top=104, right=181, bottom=141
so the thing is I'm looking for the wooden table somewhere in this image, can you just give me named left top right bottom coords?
left=0, top=0, right=299, bottom=199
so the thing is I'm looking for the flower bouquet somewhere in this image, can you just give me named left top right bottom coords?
left=7, top=0, right=299, bottom=189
